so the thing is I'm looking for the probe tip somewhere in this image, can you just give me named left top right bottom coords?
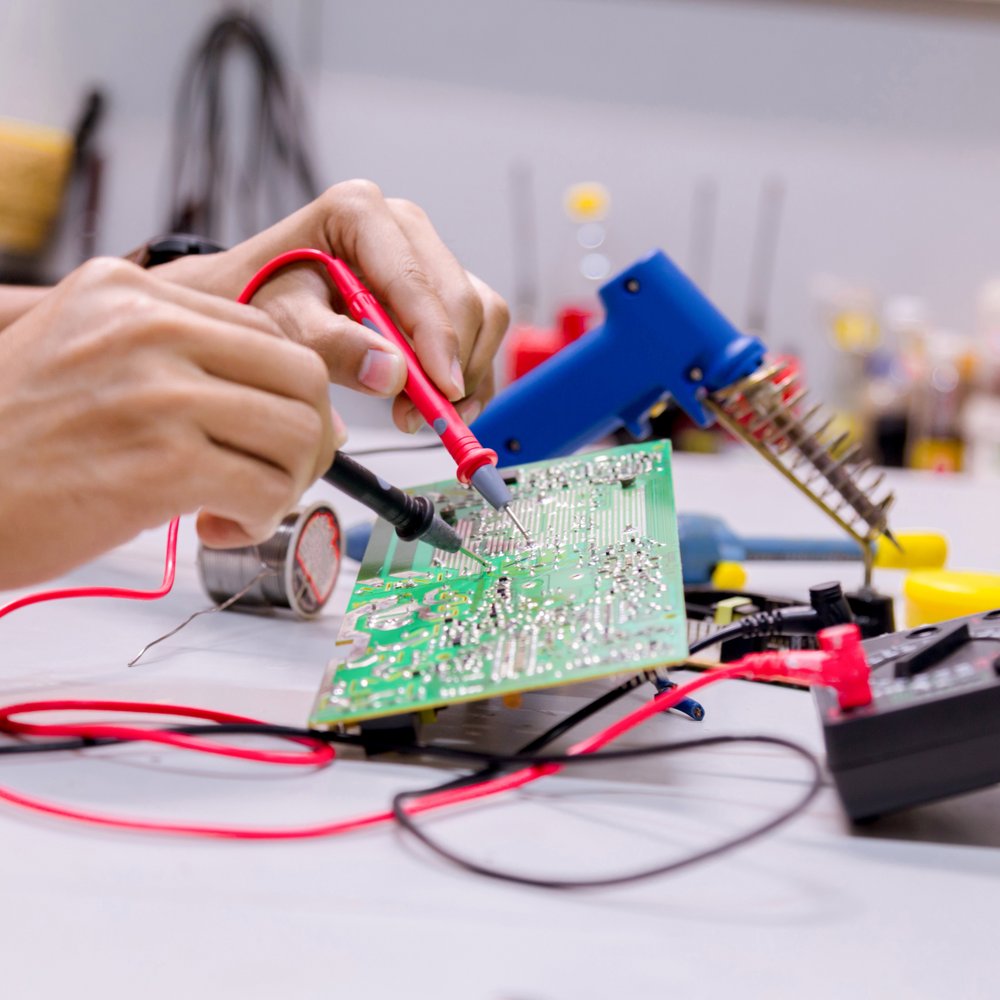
left=504, top=505, right=534, bottom=546
left=460, top=546, right=493, bottom=570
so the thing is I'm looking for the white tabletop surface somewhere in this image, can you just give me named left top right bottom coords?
left=2, top=433, right=999, bottom=1000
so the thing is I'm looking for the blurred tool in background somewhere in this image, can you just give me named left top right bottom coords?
left=686, top=175, right=718, bottom=294
left=504, top=178, right=608, bottom=383
left=962, top=278, right=1000, bottom=478
left=69, top=89, right=108, bottom=263
left=507, top=160, right=540, bottom=330
left=857, top=296, right=925, bottom=468
left=905, top=330, right=973, bottom=473
left=811, top=274, right=996, bottom=477
left=0, top=109, right=77, bottom=283
left=166, top=10, right=319, bottom=242
left=678, top=513, right=946, bottom=586
left=744, top=175, right=785, bottom=338
left=0, top=88, right=108, bottom=284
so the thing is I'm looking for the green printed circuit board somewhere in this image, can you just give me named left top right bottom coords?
left=310, top=441, right=688, bottom=727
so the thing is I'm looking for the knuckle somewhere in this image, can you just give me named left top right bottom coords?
left=72, top=256, right=139, bottom=288
left=238, top=466, right=295, bottom=526
left=64, top=257, right=145, bottom=304
left=286, top=400, right=326, bottom=453
left=477, top=369, right=497, bottom=405
left=299, top=347, right=332, bottom=401
left=333, top=178, right=383, bottom=210
left=118, top=291, right=163, bottom=328
left=139, top=376, right=197, bottom=424
left=385, top=254, right=433, bottom=301
left=322, top=179, right=384, bottom=254
left=332, top=421, right=348, bottom=452
left=260, top=468, right=299, bottom=517
left=445, top=282, right=485, bottom=336
left=387, top=197, right=427, bottom=226
left=487, top=290, right=511, bottom=335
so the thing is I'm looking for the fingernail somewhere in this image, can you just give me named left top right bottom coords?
left=450, top=358, right=466, bottom=400
left=457, top=399, right=482, bottom=425
left=359, top=349, right=404, bottom=396
left=405, top=409, right=424, bottom=434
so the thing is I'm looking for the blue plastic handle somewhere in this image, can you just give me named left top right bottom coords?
left=472, top=249, right=766, bottom=466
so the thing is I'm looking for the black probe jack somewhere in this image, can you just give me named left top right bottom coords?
left=688, top=581, right=856, bottom=658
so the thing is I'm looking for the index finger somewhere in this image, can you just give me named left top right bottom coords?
left=324, top=181, right=465, bottom=402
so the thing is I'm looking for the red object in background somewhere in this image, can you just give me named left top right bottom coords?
left=506, top=306, right=593, bottom=383
left=732, top=352, right=803, bottom=444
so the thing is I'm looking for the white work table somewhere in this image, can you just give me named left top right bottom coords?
left=1, top=439, right=999, bottom=1000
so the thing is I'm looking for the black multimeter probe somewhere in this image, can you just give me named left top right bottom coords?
left=323, top=453, right=488, bottom=567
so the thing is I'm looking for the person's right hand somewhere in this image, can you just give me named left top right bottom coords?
left=0, top=257, right=341, bottom=589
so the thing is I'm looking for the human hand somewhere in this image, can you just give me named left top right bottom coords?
left=0, top=258, right=340, bottom=588
left=157, top=180, right=510, bottom=433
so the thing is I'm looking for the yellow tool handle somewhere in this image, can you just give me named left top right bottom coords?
left=874, top=530, right=947, bottom=570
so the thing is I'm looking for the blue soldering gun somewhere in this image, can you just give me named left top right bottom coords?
left=471, top=249, right=765, bottom=465
left=473, top=248, right=897, bottom=556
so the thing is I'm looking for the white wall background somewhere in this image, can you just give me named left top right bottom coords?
left=4, top=0, right=1000, bottom=411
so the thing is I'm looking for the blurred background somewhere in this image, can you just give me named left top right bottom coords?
left=5, top=0, right=1000, bottom=474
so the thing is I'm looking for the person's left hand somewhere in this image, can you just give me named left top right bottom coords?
left=158, top=180, right=510, bottom=433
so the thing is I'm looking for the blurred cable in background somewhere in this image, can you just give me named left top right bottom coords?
left=166, top=9, right=319, bottom=243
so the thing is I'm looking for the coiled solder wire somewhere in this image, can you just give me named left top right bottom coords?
left=198, top=501, right=341, bottom=618
left=129, top=503, right=341, bottom=668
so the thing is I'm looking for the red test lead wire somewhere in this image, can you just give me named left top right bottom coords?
left=0, top=700, right=334, bottom=767
left=0, top=518, right=180, bottom=622
left=0, top=626, right=871, bottom=841
left=238, top=249, right=518, bottom=517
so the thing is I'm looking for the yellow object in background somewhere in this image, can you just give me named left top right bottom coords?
left=831, top=309, right=880, bottom=355
left=907, top=438, right=964, bottom=474
left=711, top=561, right=748, bottom=591
left=712, top=596, right=753, bottom=626
left=563, top=182, right=610, bottom=223
left=903, top=570, right=1000, bottom=627
left=873, top=530, right=947, bottom=571
left=0, top=118, right=74, bottom=254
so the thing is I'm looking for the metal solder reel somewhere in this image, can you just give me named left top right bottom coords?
left=198, top=501, right=342, bottom=618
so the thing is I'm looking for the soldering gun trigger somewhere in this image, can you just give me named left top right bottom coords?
left=621, top=389, right=669, bottom=440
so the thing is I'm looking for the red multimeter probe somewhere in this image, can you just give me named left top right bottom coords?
left=239, top=248, right=532, bottom=543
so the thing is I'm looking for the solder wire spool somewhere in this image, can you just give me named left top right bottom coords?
left=197, top=501, right=342, bottom=618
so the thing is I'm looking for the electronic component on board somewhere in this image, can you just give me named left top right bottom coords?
left=310, top=441, right=688, bottom=727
